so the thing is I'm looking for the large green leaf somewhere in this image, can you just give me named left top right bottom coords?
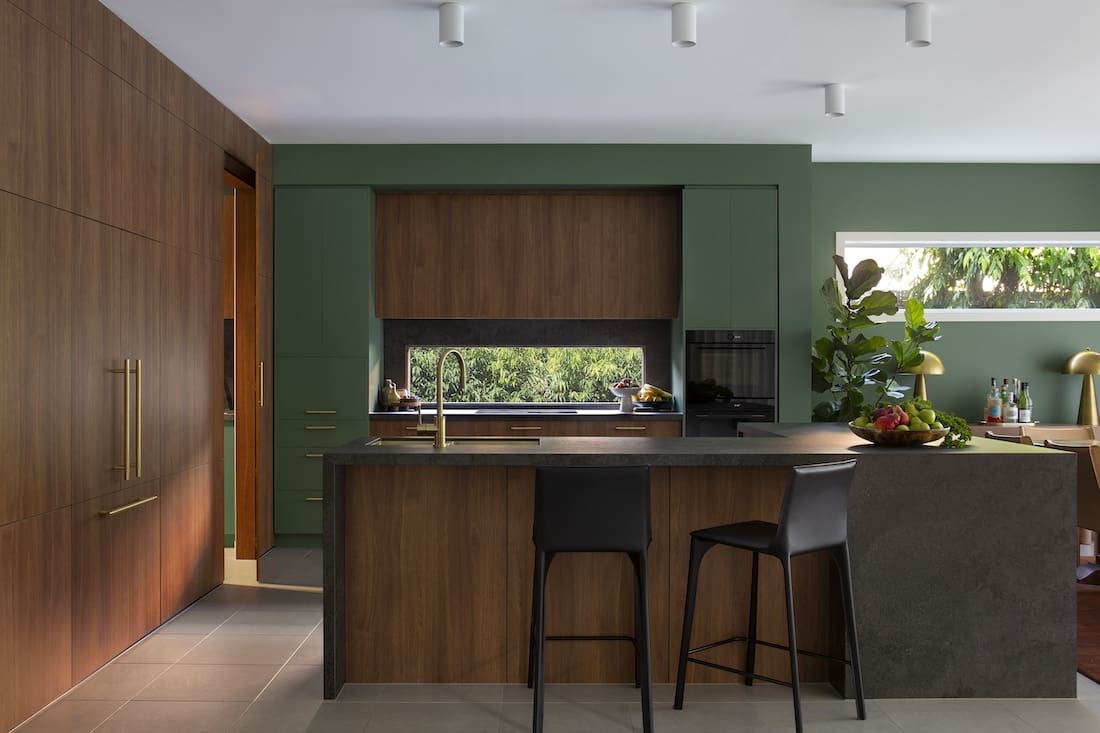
left=848, top=333, right=886, bottom=357
left=821, top=279, right=846, bottom=321
left=856, top=290, right=900, bottom=317
left=904, top=297, right=925, bottom=328
left=847, top=259, right=884, bottom=300
left=832, top=254, right=851, bottom=294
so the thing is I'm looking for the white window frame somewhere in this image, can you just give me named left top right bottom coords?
left=835, top=231, right=1100, bottom=322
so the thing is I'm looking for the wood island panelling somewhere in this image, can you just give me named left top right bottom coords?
left=1, top=2, right=273, bottom=729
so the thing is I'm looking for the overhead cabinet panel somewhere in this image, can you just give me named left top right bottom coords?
left=375, top=191, right=681, bottom=319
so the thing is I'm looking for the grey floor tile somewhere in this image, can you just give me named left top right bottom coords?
left=181, top=634, right=307, bottom=665
left=94, top=700, right=248, bottom=733
left=65, top=663, right=170, bottom=701
left=258, top=664, right=324, bottom=703
left=338, top=684, right=506, bottom=703
left=160, top=606, right=239, bottom=634
left=1002, top=699, right=1100, bottom=733
left=304, top=701, right=374, bottom=733
left=115, top=634, right=204, bottom=664
left=198, top=584, right=322, bottom=610
left=367, top=701, right=507, bottom=733
left=232, top=700, right=323, bottom=733
left=877, top=699, right=1041, bottom=733
left=501, top=701, right=635, bottom=733
left=216, top=610, right=322, bottom=636
left=135, top=664, right=281, bottom=702
left=289, top=627, right=324, bottom=666
left=634, top=700, right=894, bottom=733
left=12, top=700, right=122, bottom=733
left=1078, top=674, right=1100, bottom=700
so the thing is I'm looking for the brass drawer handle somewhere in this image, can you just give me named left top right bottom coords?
left=305, top=425, right=337, bottom=430
left=305, top=409, right=337, bottom=415
left=304, top=453, right=324, bottom=459
left=404, top=426, right=419, bottom=432
left=614, top=426, right=647, bottom=431
left=99, top=495, right=158, bottom=517
left=305, top=497, right=323, bottom=502
left=510, top=426, right=543, bottom=431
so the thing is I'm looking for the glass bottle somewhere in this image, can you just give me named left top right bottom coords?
left=1018, top=382, right=1032, bottom=423
left=986, top=378, right=1003, bottom=424
left=1005, top=388, right=1019, bottom=423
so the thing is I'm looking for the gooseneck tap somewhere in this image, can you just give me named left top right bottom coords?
left=416, top=349, right=466, bottom=448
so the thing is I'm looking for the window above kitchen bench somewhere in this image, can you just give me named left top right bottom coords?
left=837, top=231, right=1100, bottom=322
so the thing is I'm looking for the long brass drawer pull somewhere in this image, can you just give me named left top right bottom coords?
left=510, top=426, right=543, bottom=431
left=305, top=425, right=337, bottom=430
left=305, top=409, right=337, bottom=415
left=614, top=426, right=647, bottom=431
left=304, top=453, right=324, bottom=459
left=404, top=426, right=418, bottom=432
left=305, top=497, right=323, bottom=502
left=258, top=361, right=264, bottom=407
left=99, top=494, right=158, bottom=517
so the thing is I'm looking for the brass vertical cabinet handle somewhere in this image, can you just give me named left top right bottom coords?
left=135, top=359, right=142, bottom=478
left=258, top=361, right=264, bottom=407
left=111, top=359, right=132, bottom=479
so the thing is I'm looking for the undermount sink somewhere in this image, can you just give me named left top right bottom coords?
left=473, top=409, right=579, bottom=415
left=364, top=436, right=542, bottom=447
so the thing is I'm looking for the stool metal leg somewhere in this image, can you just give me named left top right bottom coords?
left=781, top=556, right=803, bottom=733
left=631, top=552, right=654, bottom=733
left=526, top=552, right=539, bottom=689
left=834, top=544, right=866, bottom=720
left=532, top=550, right=549, bottom=733
left=674, top=537, right=713, bottom=710
left=745, top=551, right=760, bottom=686
left=633, top=557, right=643, bottom=689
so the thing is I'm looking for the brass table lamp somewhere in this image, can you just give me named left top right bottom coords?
left=1064, top=348, right=1100, bottom=425
left=904, top=350, right=944, bottom=402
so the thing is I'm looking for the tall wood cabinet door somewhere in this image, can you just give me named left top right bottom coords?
left=0, top=507, right=72, bottom=733
left=161, top=245, right=198, bottom=476
left=161, top=466, right=221, bottom=621
left=72, top=482, right=162, bottom=682
left=121, top=233, right=165, bottom=486
left=71, top=216, right=123, bottom=505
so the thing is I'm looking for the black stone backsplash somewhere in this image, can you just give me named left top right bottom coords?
left=382, top=319, right=672, bottom=396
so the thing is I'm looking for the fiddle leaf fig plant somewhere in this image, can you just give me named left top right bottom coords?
left=811, top=255, right=941, bottom=422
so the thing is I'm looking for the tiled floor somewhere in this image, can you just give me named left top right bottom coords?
left=14, top=580, right=1100, bottom=732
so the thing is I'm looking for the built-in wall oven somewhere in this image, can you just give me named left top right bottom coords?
left=685, top=330, right=775, bottom=437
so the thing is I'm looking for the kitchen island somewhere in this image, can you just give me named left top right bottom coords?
left=322, top=425, right=1077, bottom=700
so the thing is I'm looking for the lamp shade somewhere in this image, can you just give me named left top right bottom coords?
left=1065, top=348, right=1100, bottom=375
left=906, top=350, right=944, bottom=375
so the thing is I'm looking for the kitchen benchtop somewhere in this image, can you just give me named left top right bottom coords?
left=324, top=422, right=1065, bottom=467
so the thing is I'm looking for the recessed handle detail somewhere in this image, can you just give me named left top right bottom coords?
left=305, top=425, right=337, bottom=430
left=304, top=452, right=324, bottom=459
left=614, top=426, right=647, bottom=431
left=305, top=497, right=323, bottom=502
left=305, top=409, right=337, bottom=415
left=510, top=426, right=543, bottom=431
left=99, top=494, right=158, bottom=517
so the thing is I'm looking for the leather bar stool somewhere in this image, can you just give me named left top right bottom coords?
left=673, top=459, right=865, bottom=733
left=527, top=466, right=653, bottom=733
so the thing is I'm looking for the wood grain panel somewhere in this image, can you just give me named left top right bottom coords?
left=121, top=232, right=165, bottom=485
left=257, top=180, right=274, bottom=279
left=72, top=481, right=161, bottom=682
left=233, top=181, right=259, bottom=558
left=12, top=0, right=72, bottom=40
left=122, top=85, right=164, bottom=239
left=71, top=0, right=122, bottom=75
left=0, top=2, right=73, bottom=209
left=161, top=466, right=220, bottom=620
left=161, top=243, right=196, bottom=476
left=0, top=192, right=22, bottom=525
left=223, top=109, right=258, bottom=172
left=119, top=19, right=161, bottom=101
left=505, top=466, right=671, bottom=683
left=375, top=191, right=680, bottom=319
left=70, top=215, right=122, bottom=504
left=0, top=508, right=72, bottom=733
left=345, top=465, right=509, bottom=682
left=72, top=46, right=124, bottom=227
left=668, top=467, right=834, bottom=684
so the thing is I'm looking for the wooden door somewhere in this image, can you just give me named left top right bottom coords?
left=161, top=466, right=221, bottom=620
left=71, top=482, right=162, bottom=682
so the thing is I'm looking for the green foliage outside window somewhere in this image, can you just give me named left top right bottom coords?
left=409, top=346, right=644, bottom=403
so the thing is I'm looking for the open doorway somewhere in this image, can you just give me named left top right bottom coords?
left=223, top=162, right=274, bottom=566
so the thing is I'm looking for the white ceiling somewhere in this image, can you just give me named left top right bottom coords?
left=100, top=0, right=1100, bottom=162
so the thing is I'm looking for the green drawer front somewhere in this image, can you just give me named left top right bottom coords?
left=275, top=490, right=323, bottom=535
left=277, top=419, right=372, bottom=448
left=276, top=357, right=370, bottom=420
left=275, top=446, right=325, bottom=494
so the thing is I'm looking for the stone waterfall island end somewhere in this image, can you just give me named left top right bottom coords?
left=321, top=424, right=1076, bottom=700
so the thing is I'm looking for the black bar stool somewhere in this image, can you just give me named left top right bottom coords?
left=673, top=459, right=865, bottom=733
left=527, top=466, right=653, bottom=733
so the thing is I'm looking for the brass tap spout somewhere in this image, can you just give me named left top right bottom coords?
left=418, top=348, right=466, bottom=448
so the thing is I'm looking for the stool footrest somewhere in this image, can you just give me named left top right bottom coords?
left=546, top=634, right=636, bottom=646
left=689, top=635, right=851, bottom=666
left=686, top=657, right=792, bottom=688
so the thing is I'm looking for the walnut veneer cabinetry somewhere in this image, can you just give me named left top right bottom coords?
left=1, top=2, right=272, bottom=729
left=375, top=191, right=681, bottom=319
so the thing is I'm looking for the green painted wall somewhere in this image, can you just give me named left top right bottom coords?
left=812, top=163, right=1100, bottom=424
left=275, top=144, right=813, bottom=422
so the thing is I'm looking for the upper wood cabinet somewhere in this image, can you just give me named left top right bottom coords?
left=375, top=191, right=681, bottom=319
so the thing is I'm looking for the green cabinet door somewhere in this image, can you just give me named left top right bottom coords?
left=682, top=187, right=778, bottom=329
left=276, top=357, right=370, bottom=420
left=275, top=187, right=373, bottom=357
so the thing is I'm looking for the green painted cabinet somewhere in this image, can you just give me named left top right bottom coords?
left=275, top=187, right=375, bottom=543
left=682, top=187, right=778, bottom=329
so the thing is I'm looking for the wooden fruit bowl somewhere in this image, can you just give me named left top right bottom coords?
left=848, top=422, right=949, bottom=446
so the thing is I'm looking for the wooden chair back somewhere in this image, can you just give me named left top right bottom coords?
left=1044, top=440, right=1100, bottom=533
left=1020, top=425, right=1095, bottom=443
left=985, top=431, right=1033, bottom=445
